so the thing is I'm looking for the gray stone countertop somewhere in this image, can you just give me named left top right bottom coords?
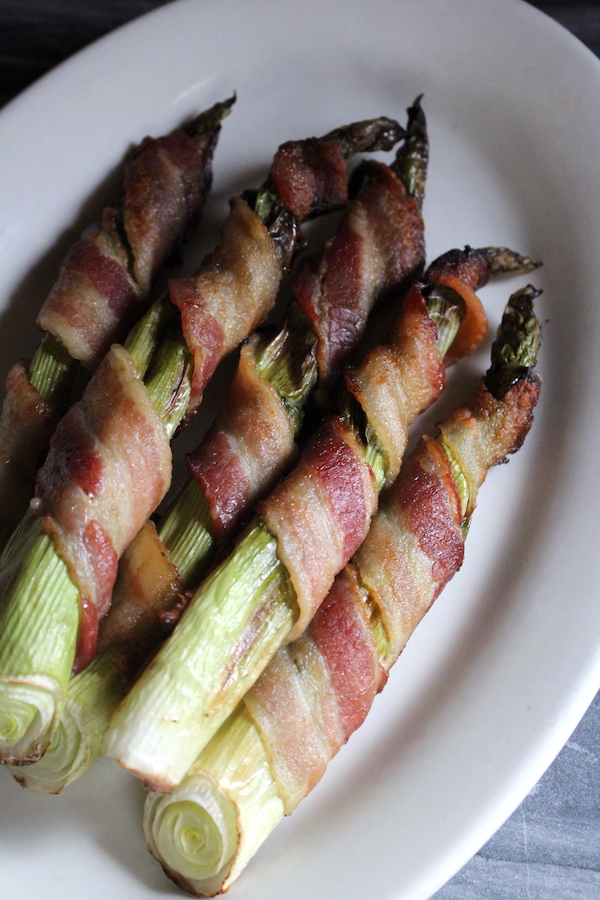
left=0, top=2, right=599, bottom=898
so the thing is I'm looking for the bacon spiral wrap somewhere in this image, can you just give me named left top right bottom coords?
left=269, top=136, right=348, bottom=221
left=170, top=198, right=283, bottom=418
left=293, top=159, right=425, bottom=382
left=38, top=124, right=217, bottom=368
left=260, top=418, right=379, bottom=641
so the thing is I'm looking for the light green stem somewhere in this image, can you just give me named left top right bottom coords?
left=0, top=523, right=80, bottom=763
left=8, top=648, right=124, bottom=792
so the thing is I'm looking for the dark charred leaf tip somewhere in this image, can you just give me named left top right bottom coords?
left=188, top=93, right=237, bottom=136
left=322, top=116, right=407, bottom=158
left=479, top=246, right=543, bottom=276
left=485, top=284, right=542, bottom=397
left=406, top=94, right=426, bottom=129
left=392, top=96, right=428, bottom=205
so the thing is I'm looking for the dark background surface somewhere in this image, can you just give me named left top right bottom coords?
left=1, top=2, right=599, bottom=897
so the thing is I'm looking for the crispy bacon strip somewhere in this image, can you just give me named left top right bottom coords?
left=243, top=645, right=331, bottom=810
left=245, top=567, right=381, bottom=812
left=170, top=197, right=283, bottom=417
left=186, top=335, right=297, bottom=541
left=354, top=436, right=465, bottom=669
left=260, top=417, right=379, bottom=641
left=38, top=119, right=219, bottom=368
left=294, top=159, right=425, bottom=383
left=244, top=341, right=542, bottom=814
left=344, top=283, right=446, bottom=486
left=34, top=346, right=172, bottom=671
left=269, top=136, right=348, bottom=221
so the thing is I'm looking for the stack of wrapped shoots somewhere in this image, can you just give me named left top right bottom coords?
left=0, top=95, right=542, bottom=898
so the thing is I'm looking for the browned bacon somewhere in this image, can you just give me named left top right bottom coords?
left=186, top=336, right=297, bottom=541
left=294, top=160, right=425, bottom=383
left=269, top=137, right=348, bottom=221
left=38, top=121, right=218, bottom=368
left=344, top=283, right=446, bottom=485
left=260, top=418, right=379, bottom=641
left=34, top=346, right=172, bottom=671
left=170, top=198, right=283, bottom=417
left=123, top=128, right=215, bottom=293
left=354, top=436, right=465, bottom=668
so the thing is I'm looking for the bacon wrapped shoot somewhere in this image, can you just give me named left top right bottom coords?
left=0, top=113, right=405, bottom=766
left=143, top=284, right=542, bottom=896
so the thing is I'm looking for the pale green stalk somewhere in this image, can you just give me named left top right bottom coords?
left=105, top=524, right=299, bottom=792
left=0, top=527, right=80, bottom=763
left=28, top=333, right=89, bottom=409
left=144, top=706, right=283, bottom=896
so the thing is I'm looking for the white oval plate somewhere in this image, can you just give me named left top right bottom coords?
left=1, top=1, right=600, bottom=898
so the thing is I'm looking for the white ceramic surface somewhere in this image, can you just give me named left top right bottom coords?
left=1, top=1, right=600, bottom=897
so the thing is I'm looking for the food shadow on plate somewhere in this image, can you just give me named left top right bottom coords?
left=0, top=756, right=147, bottom=863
